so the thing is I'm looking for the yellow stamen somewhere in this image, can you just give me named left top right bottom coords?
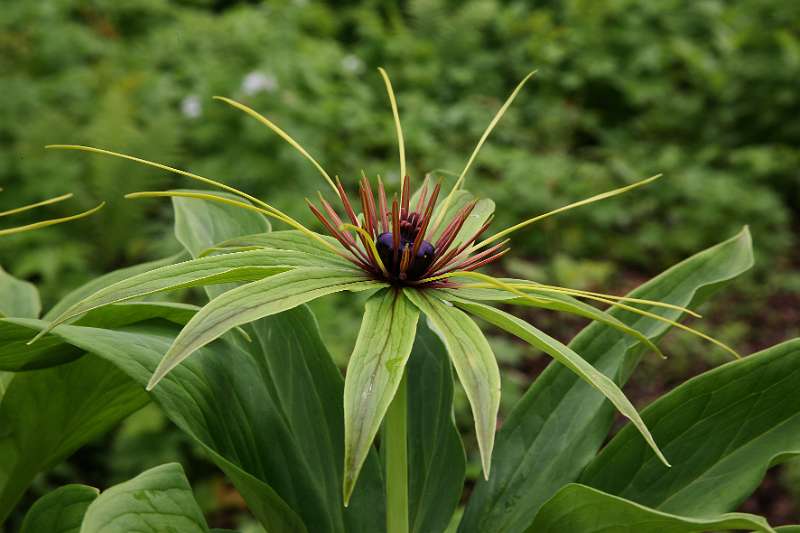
left=0, top=202, right=105, bottom=237
left=422, top=270, right=664, bottom=358
left=462, top=281, right=702, bottom=318
left=0, top=193, right=73, bottom=217
left=212, top=96, right=338, bottom=195
left=432, top=70, right=536, bottom=230
left=378, top=67, right=406, bottom=190
left=436, top=271, right=738, bottom=359
left=474, top=174, right=663, bottom=251
left=340, top=223, right=389, bottom=278
left=45, top=144, right=291, bottom=221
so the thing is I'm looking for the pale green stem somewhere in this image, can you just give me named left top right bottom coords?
left=385, top=371, right=409, bottom=533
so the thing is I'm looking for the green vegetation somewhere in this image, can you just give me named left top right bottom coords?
left=1, top=0, right=797, bottom=530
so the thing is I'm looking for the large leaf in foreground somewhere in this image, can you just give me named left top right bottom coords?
left=458, top=301, right=667, bottom=465
left=149, top=267, right=383, bottom=388
left=211, top=230, right=352, bottom=267
left=0, top=267, right=40, bottom=318
left=0, top=355, right=148, bottom=522
left=527, top=484, right=773, bottom=533
left=406, top=291, right=500, bottom=480
left=172, top=192, right=270, bottom=258
left=36, top=249, right=324, bottom=341
left=19, top=312, right=384, bottom=532
left=343, top=289, right=419, bottom=503
left=0, top=302, right=199, bottom=372
left=581, top=338, right=800, bottom=516
left=80, top=463, right=208, bottom=533
left=45, top=253, right=184, bottom=320
left=407, top=321, right=465, bottom=533
left=460, top=227, right=754, bottom=533
left=20, top=484, right=98, bottom=533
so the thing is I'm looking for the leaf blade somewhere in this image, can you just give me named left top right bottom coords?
left=343, top=289, right=419, bottom=504
left=460, top=227, right=754, bottom=533
left=148, top=267, right=384, bottom=388
left=580, top=338, right=800, bottom=517
left=527, top=483, right=774, bottom=533
left=406, top=290, right=500, bottom=479
left=458, top=301, right=668, bottom=466
left=80, top=463, right=208, bottom=533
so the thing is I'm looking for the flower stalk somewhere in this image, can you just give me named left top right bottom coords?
left=384, top=370, right=409, bottom=533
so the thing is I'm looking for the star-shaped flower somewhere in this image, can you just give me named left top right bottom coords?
left=35, top=69, right=737, bottom=503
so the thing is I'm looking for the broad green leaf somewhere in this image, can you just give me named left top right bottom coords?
left=37, top=249, right=329, bottom=342
left=1, top=303, right=200, bottom=372
left=527, top=484, right=774, bottom=533
left=777, top=527, right=800, bottom=532
left=13, top=312, right=383, bottom=532
left=0, top=355, right=148, bottom=522
left=210, top=230, right=351, bottom=267
left=406, top=290, right=500, bottom=479
left=343, top=289, right=419, bottom=503
left=460, top=227, right=754, bottom=533
left=0, top=267, right=40, bottom=318
left=246, top=308, right=385, bottom=533
left=45, top=253, right=185, bottom=320
left=442, top=285, right=660, bottom=357
left=581, top=338, right=800, bottom=516
left=80, top=463, right=208, bottom=533
left=173, top=191, right=270, bottom=258
left=0, top=320, right=83, bottom=371
left=20, top=484, right=99, bottom=533
left=407, top=320, right=465, bottom=533
left=458, top=301, right=668, bottom=466
left=149, top=267, right=384, bottom=388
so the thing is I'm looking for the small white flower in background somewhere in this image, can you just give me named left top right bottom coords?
left=341, top=54, right=364, bottom=74
left=241, top=71, right=278, bottom=96
left=181, top=95, right=202, bottom=119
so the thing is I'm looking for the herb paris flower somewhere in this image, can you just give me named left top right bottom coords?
left=34, top=69, right=738, bottom=507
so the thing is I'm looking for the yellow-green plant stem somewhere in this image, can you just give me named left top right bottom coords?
left=385, top=371, right=409, bottom=533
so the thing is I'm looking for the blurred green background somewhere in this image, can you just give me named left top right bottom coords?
left=1, top=0, right=798, bottom=529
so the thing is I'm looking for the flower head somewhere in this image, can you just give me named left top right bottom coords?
left=38, top=68, right=739, bottom=505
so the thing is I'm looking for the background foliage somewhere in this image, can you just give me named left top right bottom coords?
left=1, top=0, right=798, bottom=529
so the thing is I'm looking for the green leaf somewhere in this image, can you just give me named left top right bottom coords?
left=460, top=227, right=754, bottom=533
left=14, top=311, right=384, bottom=532
left=527, top=484, right=774, bottom=533
left=149, top=267, right=383, bottom=389
left=407, top=320, right=465, bottom=533
left=0, top=355, right=148, bottom=522
left=1, top=303, right=199, bottom=372
left=406, top=290, right=500, bottom=480
left=20, top=484, right=99, bottom=533
left=458, top=301, right=668, bottom=466
left=209, top=230, right=351, bottom=267
left=37, top=248, right=330, bottom=342
left=80, top=463, right=208, bottom=533
left=441, top=281, right=661, bottom=357
left=343, top=289, right=419, bottom=503
left=173, top=191, right=270, bottom=258
left=45, top=253, right=185, bottom=320
left=246, top=308, right=385, bottom=532
left=0, top=267, right=40, bottom=318
left=581, top=338, right=800, bottom=516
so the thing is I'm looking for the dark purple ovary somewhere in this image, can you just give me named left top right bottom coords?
left=376, top=232, right=435, bottom=281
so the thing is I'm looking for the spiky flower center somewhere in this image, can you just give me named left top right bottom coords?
left=307, top=175, right=508, bottom=286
